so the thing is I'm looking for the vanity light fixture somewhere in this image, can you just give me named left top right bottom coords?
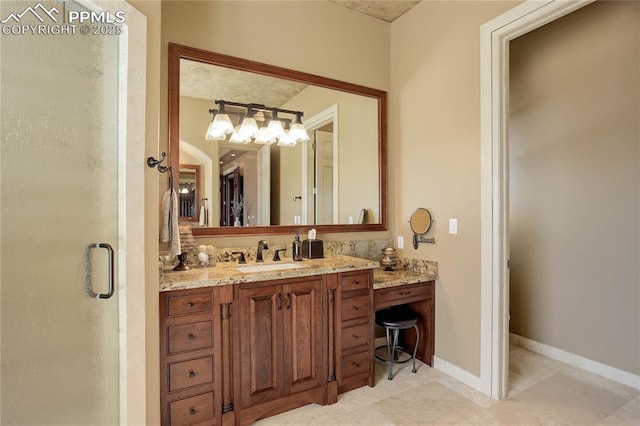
left=205, top=101, right=234, bottom=140
left=205, top=99, right=308, bottom=146
left=288, top=112, right=310, bottom=142
left=266, top=110, right=286, bottom=140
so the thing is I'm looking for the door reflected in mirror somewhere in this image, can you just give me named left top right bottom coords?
left=178, top=164, right=200, bottom=222
left=168, top=44, right=387, bottom=236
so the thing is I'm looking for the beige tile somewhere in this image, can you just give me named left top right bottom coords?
left=459, top=398, right=549, bottom=425
left=512, top=372, right=630, bottom=425
left=508, top=345, right=568, bottom=395
left=561, top=364, right=640, bottom=401
left=599, top=396, right=640, bottom=426
left=255, top=402, right=393, bottom=426
left=372, top=381, right=482, bottom=425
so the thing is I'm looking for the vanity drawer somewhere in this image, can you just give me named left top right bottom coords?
left=168, top=356, right=214, bottom=392
left=341, top=351, right=370, bottom=380
left=169, top=392, right=214, bottom=426
left=341, top=295, right=369, bottom=322
left=375, top=282, right=432, bottom=308
left=167, top=321, right=213, bottom=355
left=341, top=323, right=369, bottom=351
left=341, top=271, right=370, bottom=292
left=167, top=292, right=213, bottom=317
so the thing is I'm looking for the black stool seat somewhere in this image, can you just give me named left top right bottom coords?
left=375, top=308, right=420, bottom=380
left=377, top=309, right=418, bottom=329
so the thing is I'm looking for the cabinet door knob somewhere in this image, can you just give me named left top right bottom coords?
left=353, top=306, right=360, bottom=311
left=188, top=302, right=194, bottom=308
left=187, top=333, right=195, bottom=340
left=189, top=370, right=196, bottom=378
left=189, top=408, right=197, bottom=416
left=353, top=334, right=360, bottom=340
left=354, top=280, right=360, bottom=286
left=353, top=361, right=360, bottom=368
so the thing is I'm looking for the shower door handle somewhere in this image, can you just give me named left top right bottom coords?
left=89, top=243, right=115, bottom=299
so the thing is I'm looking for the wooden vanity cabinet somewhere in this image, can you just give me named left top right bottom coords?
left=374, top=280, right=435, bottom=366
left=335, top=270, right=374, bottom=393
left=234, top=275, right=326, bottom=425
left=160, top=287, right=226, bottom=426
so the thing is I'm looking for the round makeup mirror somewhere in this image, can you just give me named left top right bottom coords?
left=409, top=208, right=435, bottom=249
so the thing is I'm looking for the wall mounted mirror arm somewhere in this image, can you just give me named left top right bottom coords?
left=409, top=207, right=435, bottom=249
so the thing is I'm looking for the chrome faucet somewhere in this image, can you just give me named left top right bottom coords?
left=256, top=240, right=269, bottom=262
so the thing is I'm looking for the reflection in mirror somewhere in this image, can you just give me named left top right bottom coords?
left=168, top=43, right=387, bottom=236
left=178, top=164, right=200, bottom=222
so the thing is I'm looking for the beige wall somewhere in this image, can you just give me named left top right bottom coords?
left=129, top=1, right=161, bottom=424
left=390, top=0, right=520, bottom=375
left=509, top=1, right=640, bottom=374
left=161, top=0, right=391, bottom=249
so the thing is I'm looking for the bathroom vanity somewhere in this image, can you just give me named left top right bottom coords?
left=159, top=256, right=436, bottom=426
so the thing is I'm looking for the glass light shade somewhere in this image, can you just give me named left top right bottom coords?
left=266, top=119, right=285, bottom=139
left=255, top=127, right=275, bottom=144
left=288, top=123, right=310, bottom=142
left=205, top=121, right=227, bottom=140
left=229, top=126, right=250, bottom=144
left=239, top=117, right=259, bottom=139
left=277, top=131, right=297, bottom=147
left=212, top=113, right=234, bottom=135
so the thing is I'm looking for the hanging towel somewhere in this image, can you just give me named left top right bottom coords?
left=199, top=205, right=206, bottom=226
left=161, top=189, right=181, bottom=257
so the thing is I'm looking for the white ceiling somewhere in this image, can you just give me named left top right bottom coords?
left=329, top=0, right=421, bottom=23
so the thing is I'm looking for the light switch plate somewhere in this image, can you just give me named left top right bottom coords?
left=449, top=218, right=458, bottom=235
left=397, top=236, right=404, bottom=249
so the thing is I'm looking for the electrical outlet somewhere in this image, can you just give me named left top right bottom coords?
left=397, top=236, right=404, bottom=249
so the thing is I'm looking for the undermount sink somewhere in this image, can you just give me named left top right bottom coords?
left=236, top=262, right=304, bottom=273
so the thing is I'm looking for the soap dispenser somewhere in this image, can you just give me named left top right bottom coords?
left=292, top=231, right=303, bottom=261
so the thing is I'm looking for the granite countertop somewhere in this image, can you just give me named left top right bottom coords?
left=373, top=268, right=438, bottom=290
left=160, top=254, right=379, bottom=292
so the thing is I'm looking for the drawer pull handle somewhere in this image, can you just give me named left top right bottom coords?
left=352, top=334, right=360, bottom=339
left=278, top=293, right=283, bottom=310
left=189, top=370, right=196, bottom=378
left=399, top=291, right=411, bottom=296
left=353, top=361, right=361, bottom=368
left=187, top=333, right=195, bottom=340
left=353, top=306, right=359, bottom=311
left=189, top=408, right=197, bottom=416
left=353, top=280, right=360, bottom=285
left=188, top=302, right=194, bottom=308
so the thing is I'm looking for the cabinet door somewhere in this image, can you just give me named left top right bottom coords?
left=283, top=278, right=324, bottom=394
left=238, top=285, right=284, bottom=407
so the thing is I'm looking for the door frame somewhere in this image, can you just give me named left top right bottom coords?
left=301, top=104, right=339, bottom=225
left=479, top=0, right=593, bottom=399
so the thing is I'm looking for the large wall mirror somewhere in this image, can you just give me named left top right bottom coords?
left=168, top=43, right=387, bottom=236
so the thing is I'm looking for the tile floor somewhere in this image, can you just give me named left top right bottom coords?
left=255, top=343, right=639, bottom=425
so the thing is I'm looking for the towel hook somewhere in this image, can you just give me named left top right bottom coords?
left=147, top=152, right=174, bottom=191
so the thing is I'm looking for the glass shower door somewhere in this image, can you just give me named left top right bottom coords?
left=1, top=1, right=121, bottom=423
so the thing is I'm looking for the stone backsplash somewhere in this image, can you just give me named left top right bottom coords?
left=160, top=238, right=437, bottom=279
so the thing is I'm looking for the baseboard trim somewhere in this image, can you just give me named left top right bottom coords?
left=434, top=356, right=483, bottom=392
left=510, top=333, right=640, bottom=390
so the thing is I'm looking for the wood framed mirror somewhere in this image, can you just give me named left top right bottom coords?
left=168, top=43, right=387, bottom=236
